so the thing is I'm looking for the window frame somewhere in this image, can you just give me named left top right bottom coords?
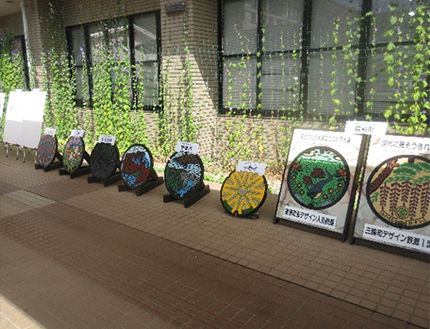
left=66, top=10, right=161, bottom=111
left=218, top=0, right=427, bottom=121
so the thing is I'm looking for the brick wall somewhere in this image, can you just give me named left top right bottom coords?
left=62, top=0, right=159, bottom=27
left=1, top=0, right=294, bottom=164
left=186, top=0, right=219, bottom=158
left=0, top=13, right=24, bottom=34
left=159, top=0, right=218, bottom=158
left=61, top=0, right=219, bottom=158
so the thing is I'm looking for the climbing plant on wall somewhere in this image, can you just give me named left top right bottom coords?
left=0, top=30, right=27, bottom=93
left=0, top=29, right=29, bottom=139
left=157, top=5, right=200, bottom=158
left=41, top=3, right=79, bottom=147
left=383, top=2, right=430, bottom=134
left=14, top=0, right=427, bottom=179
left=0, top=32, right=26, bottom=88
left=91, top=18, right=132, bottom=154
left=219, top=20, right=264, bottom=170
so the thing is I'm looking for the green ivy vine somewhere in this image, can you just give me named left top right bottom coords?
left=0, top=29, right=28, bottom=140
left=91, top=18, right=132, bottom=153
left=1, top=0, right=427, bottom=180
left=41, top=3, right=79, bottom=147
left=383, top=2, right=430, bottom=134
left=157, top=5, right=200, bottom=159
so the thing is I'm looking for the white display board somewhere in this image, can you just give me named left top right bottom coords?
left=275, top=129, right=363, bottom=237
left=2, top=90, right=47, bottom=149
left=354, top=135, right=430, bottom=254
left=0, top=92, right=5, bottom=122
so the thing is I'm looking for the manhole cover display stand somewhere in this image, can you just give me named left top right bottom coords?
left=118, top=144, right=163, bottom=196
left=35, top=129, right=63, bottom=171
left=88, top=138, right=122, bottom=186
left=220, top=161, right=268, bottom=219
left=59, top=131, right=91, bottom=178
left=163, top=148, right=210, bottom=208
left=352, top=134, right=430, bottom=255
left=274, top=129, right=364, bottom=241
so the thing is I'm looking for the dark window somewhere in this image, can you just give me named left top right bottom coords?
left=66, top=11, right=161, bottom=110
left=67, top=27, right=87, bottom=106
left=131, top=13, right=160, bottom=110
left=220, top=0, right=425, bottom=120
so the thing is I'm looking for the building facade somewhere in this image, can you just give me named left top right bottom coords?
left=1, top=0, right=428, bottom=166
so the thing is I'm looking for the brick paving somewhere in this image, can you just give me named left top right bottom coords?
left=0, top=145, right=429, bottom=329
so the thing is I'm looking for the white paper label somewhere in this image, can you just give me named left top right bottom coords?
left=363, top=224, right=430, bottom=254
left=345, top=121, right=387, bottom=135
left=297, top=130, right=354, bottom=146
left=176, top=141, right=199, bottom=154
left=71, top=129, right=85, bottom=138
left=237, top=161, right=266, bottom=176
left=282, top=205, right=337, bottom=230
left=378, top=136, right=430, bottom=155
left=44, top=127, right=56, bottom=136
left=98, top=134, right=116, bottom=145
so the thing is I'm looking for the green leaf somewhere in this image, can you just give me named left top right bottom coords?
left=384, top=53, right=394, bottom=63
left=386, top=42, right=396, bottom=51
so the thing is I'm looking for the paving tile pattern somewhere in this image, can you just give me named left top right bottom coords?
left=0, top=147, right=429, bottom=328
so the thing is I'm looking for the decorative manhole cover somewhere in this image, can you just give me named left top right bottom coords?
left=36, top=134, right=57, bottom=169
left=63, top=136, right=85, bottom=174
left=366, top=155, right=430, bottom=229
left=120, top=144, right=153, bottom=189
left=286, top=146, right=350, bottom=210
left=90, top=143, right=120, bottom=181
left=221, top=170, right=267, bottom=217
left=164, top=151, right=204, bottom=200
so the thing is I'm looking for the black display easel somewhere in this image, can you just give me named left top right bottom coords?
left=118, top=168, right=164, bottom=196
left=163, top=181, right=210, bottom=208
left=88, top=169, right=122, bottom=186
left=35, top=151, right=63, bottom=172
left=231, top=210, right=260, bottom=220
left=59, top=151, right=91, bottom=179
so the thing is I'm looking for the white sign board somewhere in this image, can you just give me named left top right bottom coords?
left=237, top=161, right=266, bottom=176
left=98, top=134, right=116, bottom=145
left=353, top=135, right=430, bottom=253
left=363, top=224, right=430, bottom=254
left=0, top=93, right=5, bottom=122
left=345, top=121, right=387, bottom=135
left=71, top=129, right=85, bottom=138
left=283, top=205, right=337, bottom=230
left=2, top=91, right=24, bottom=144
left=45, top=127, right=56, bottom=136
left=275, top=129, right=363, bottom=235
left=2, top=90, right=47, bottom=149
left=175, top=141, right=199, bottom=154
left=377, top=135, right=430, bottom=155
